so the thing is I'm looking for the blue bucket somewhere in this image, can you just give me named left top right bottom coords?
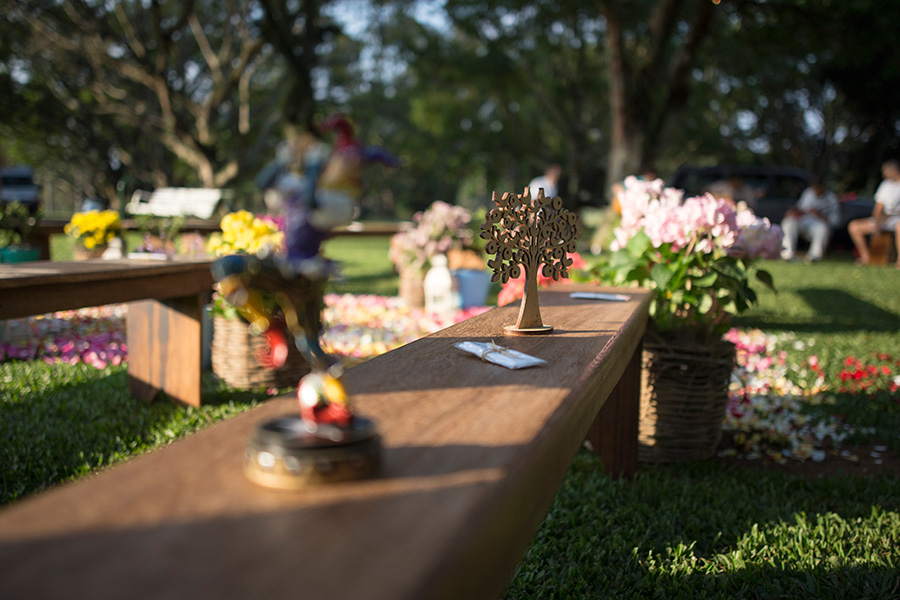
left=453, top=269, right=491, bottom=308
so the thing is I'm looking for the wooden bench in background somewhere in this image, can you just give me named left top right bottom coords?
left=30, top=219, right=407, bottom=260
left=0, top=284, right=649, bottom=600
left=125, top=187, right=231, bottom=220
left=30, top=218, right=222, bottom=261
left=0, top=258, right=213, bottom=407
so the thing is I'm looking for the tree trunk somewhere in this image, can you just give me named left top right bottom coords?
left=515, top=266, right=544, bottom=330
left=607, top=127, right=646, bottom=197
left=603, top=6, right=646, bottom=195
left=599, top=0, right=716, bottom=191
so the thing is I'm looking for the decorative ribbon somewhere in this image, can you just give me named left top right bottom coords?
left=477, top=340, right=512, bottom=362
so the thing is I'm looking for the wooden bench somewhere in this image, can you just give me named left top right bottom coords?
left=0, top=284, right=649, bottom=600
left=30, top=218, right=222, bottom=261
left=0, top=258, right=213, bottom=407
left=125, top=187, right=231, bottom=219
left=30, top=219, right=406, bottom=260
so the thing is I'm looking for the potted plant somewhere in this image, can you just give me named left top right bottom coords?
left=389, top=201, right=479, bottom=308
left=206, top=210, right=305, bottom=389
left=0, top=201, right=42, bottom=263
left=128, top=214, right=185, bottom=260
left=597, top=176, right=783, bottom=462
left=64, top=209, right=121, bottom=259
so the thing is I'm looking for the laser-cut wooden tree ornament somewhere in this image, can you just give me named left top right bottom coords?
left=481, top=187, right=582, bottom=335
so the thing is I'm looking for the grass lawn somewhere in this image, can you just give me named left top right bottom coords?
left=2, top=241, right=899, bottom=598
left=504, top=256, right=900, bottom=599
left=323, top=236, right=400, bottom=296
left=734, top=257, right=900, bottom=449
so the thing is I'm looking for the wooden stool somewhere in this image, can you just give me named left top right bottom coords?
left=869, top=231, right=895, bottom=265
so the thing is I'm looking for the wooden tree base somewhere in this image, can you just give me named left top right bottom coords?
left=504, top=325, right=553, bottom=335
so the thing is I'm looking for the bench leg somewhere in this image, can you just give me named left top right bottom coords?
left=127, top=297, right=203, bottom=407
left=31, top=231, right=52, bottom=260
left=586, top=340, right=641, bottom=479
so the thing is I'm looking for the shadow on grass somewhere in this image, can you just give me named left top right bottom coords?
left=504, top=454, right=900, bottom=599
left=737, top=288, right=900, bottom=334
left=0, top=365, right=262, bottom=506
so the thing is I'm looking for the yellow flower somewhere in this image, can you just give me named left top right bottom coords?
left=65, top=210, right=120, bottom=248
left=209, top=211, right=283, bottom=256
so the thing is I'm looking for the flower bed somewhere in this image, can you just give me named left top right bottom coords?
left=722, top=328, right=881, bottom=464
left=1, top=295, right=489, bottom=369
left=1, top=304, right=127, bottom=369
left=321, top=294, right=489, bottom=360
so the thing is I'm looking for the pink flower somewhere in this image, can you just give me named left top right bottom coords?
left=613, top=183, right=748, bottom=254
left=731, top=210, right=783, bottom=259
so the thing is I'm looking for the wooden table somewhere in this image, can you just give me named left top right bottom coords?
left=0, top=258, right=213, bottom=406
left=0, top=285, right=649, bottom=600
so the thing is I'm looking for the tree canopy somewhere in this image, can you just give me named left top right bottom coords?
left=1, top=0, right=896, bottom=213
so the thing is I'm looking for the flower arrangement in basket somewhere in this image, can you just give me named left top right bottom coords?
left=600, top=176, right=783, bottom=340
left=132, top=214, right=185, bottom=256
left=64, top=210, right=121, bottom=256
left=206, top=210, right=306, bottom=389
left=596, top=176, right=784, bottom=462
left=206, top=210, right=284, bottom=320
left=389, top=201, right=480, bottom=306
left=389, top=201, right=476, bottom=272
left=206, top=210, right=284, bottom=259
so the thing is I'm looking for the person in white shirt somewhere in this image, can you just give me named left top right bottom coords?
left=528, top=164, right=561, bottom=199
left=849, top=159, right=900, bottom=266
left=780, top=179, right=841, bottom=262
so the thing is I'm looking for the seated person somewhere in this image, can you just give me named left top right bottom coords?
left=849, top=159, right=900, bottom=266
left=780, top=179, right=840, bottom=262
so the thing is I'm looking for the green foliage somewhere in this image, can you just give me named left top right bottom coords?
left=4, top=0, right=898, bottom=216
left=133, top=215, right=185, bottom=244
left=733, top=258, right=900, bottom=449
left=0, top=361, right=262, bottom=505
left=0, top=201, right=41, bottom=248
left=323, top=236, right=399, bottom=296
left=597, top=231, right=773, bottom=339
left=504, top=258, right=900, bottom=598
left=2, top=238, right=899, bottom=597
left=505, top=453, right=900, bottom=599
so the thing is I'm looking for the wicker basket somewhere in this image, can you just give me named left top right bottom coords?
left=399, top=268, right=425, bottom=308
left=638, top=332, right=735, bottom=463
left=73, top=246, right=105, bottom=260
left=211, top=315, right=309, bottom=390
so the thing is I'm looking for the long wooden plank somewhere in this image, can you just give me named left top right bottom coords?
left=0, top=257, right=213, bottom=287
left=0, top=258, right=213, bottom=319
left=0, top=285, right=649, bottom=600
